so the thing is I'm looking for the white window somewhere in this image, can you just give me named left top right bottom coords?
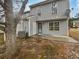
left=49, top=21, right=59, bottom=31
left=37, top=8, right=41, bottom=16
left=52, top=2, right=57, bottom=14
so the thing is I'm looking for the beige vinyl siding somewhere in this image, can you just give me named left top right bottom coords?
left=42, top=20, right=68, bottom=36
left=30, top=0, right=69, bottom=21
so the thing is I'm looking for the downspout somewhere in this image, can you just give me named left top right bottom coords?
left=66, top=0, right=70, bottom=36
left=28, top=17, right=31, bottom=36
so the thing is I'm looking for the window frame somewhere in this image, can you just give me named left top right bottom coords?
left=49, top=21, right=59, bottom=31
left=51, top=2, right=57, bottom=14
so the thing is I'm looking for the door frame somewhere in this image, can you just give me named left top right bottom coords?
left=38, top=22, right=42, bottom=34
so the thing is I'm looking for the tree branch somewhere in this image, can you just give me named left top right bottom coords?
left=18, top=0, right=28, bottom=15
left=16, top=0, right=28, bottom=24
left=0, top=0, right=5, bottom=9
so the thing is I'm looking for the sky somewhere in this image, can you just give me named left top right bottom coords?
left=70, top=0, right=79, bottom=17
left=13, top=0, right=78, bottom=17
left=24, top=0, right=46, bottom=11
left=13, top=0, right=45, bottom=13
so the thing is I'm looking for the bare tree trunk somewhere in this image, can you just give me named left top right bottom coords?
left=0, top=0, right=28, bottom=59
left=4, top=0, right=17, bottom=59
left=5, top=28, right=16, bottom=59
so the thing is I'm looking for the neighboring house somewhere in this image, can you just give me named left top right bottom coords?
left=28, top=0, right=70, bottom=36
left=0, top=18, right=5, bottom=41
left=16, top=11, right=30, bottom=37
left=0, top=5, right=5, bottom=33
left=0, top=16, right=5, bottom=33
left=70, top=18, right=79, bottom=28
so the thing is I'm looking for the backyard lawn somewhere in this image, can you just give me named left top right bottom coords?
left=0, top=34, right=79, bottom=59
left=69, top=28, right=79, bottom=41
left=14, top=37, right=79, bottom=59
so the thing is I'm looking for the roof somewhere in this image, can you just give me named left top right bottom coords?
left=36, top=18, right=67, bottom=22
left=30, top=0, right=62, bottom=8
left=24, top=11, right=30, bottom=14
left=23, top=11, right=30, bottom=21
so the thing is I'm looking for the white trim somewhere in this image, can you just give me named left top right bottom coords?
left=33, top=21, right=37, bottom=35
left=28, top=19, right=31, bottom=36
left=67, top=19, right=69, bottom=36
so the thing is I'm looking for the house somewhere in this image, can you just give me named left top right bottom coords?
left=0, top=5, right=5, bottom=33
left=0, top=0, right=70, bottom=37
left=28, top=0, right=70, bottom=36
left=70, top=18, right=79, bottom=28
left=16, top=11, right=30, bottom=37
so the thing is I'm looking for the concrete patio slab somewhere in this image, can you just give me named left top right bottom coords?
left=33, top=34, right=78, bottom=43
left=51, top=35, right=78, bottom=43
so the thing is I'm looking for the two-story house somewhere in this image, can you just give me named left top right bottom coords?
left=28, top=0, right=70, bottom=36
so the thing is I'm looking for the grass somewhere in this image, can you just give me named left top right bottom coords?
left=0, top=33, right=5, bottom=59
left=0, top=35, right=78, bottom=59
left=69, top=28, right=79, bottom=41
left=0, top=31, right=78, bottom=59
left=0, top=33, right=4, bottom=45
left=15, top=37, right=76, bottom=59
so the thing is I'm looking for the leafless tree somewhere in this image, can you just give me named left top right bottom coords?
left=0, top=0, right=28, bottom=59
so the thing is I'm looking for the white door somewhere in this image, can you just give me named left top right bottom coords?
left=38, top=23, right=42, bottom=34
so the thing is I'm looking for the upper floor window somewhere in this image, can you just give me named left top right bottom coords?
left=37, top=8, right=41, bottom=16
left=37, top=12, right=41, bottom=16
left=52, top=2, right=57, bottom=14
